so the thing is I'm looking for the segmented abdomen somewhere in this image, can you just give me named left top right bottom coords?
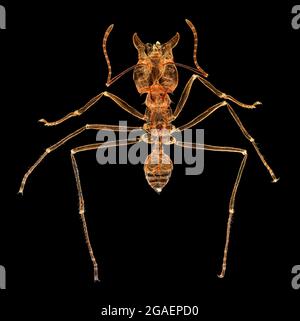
left=144, top=150, right=173, bottom=193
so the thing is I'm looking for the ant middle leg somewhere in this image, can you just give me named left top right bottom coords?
left=19, top=124, right=141, bottom=194
left=176, top=101, right=278, bottom=182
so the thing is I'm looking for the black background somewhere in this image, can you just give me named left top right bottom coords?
left=1, top=0, right=299, bottom=319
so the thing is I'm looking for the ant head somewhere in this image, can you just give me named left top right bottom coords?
left=133, top=33, right=180, bottom=60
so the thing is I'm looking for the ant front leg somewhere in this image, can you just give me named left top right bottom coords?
left=39, top=24, right=140, bottom=127
left=173, top=74, right=260, bottom=120
left=175, top=141, right=248, bottom=278
left=196, top=75, right=262, bottom=108
left=70, top=139, right=139, bottom=281
left=39, top=91, right=145, bottom=127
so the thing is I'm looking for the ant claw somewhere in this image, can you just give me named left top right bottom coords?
left=38, top=119, right=51, bottom=126
left=253, top=101, right=262, bottom=107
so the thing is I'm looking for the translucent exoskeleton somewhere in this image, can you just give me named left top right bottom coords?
left=19, top=20, right=278, bottom=282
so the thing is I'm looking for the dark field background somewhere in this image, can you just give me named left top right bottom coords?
left=1, top=1, right=299, bottom=319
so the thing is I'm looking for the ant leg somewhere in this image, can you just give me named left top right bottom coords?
left=39, top=24, right=138, bottom=127
left=70, top=139, right=139, bottom=281
left=175, top=100, right=228, bottom=126
left=39, top=91, right=144, bottom=127
left=195, top=75, right=262, bottom=109
left=173, top=74, right=258, bottom=120
left=39, top=93, right=105, bottom=126
left=103, top=91, right=145, bottom=120
left=176, top=101, right=278, bottom=182
left=175, top=141, right=248, bottom=278
left=18, top=124, right=141, bottom=194
left=225, top=103, right=278, bottom=182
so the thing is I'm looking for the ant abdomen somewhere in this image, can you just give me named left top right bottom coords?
left=144, top=149, right=173, bottom=193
